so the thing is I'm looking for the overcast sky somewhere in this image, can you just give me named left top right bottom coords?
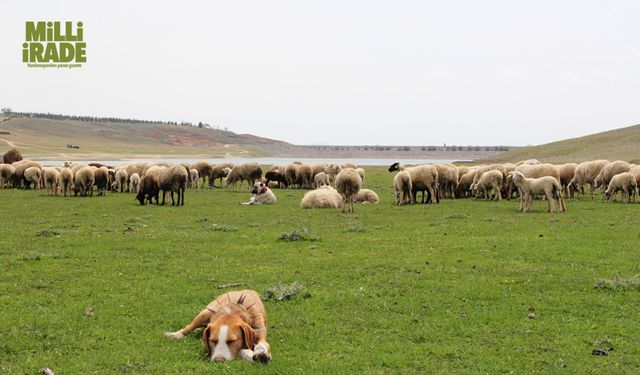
left=1, top=0, right=639, bottom=146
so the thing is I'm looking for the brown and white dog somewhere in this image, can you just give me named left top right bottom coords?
left=241, top=181, right=276, bottom=205
left=165, top=290, right=271, bottom=363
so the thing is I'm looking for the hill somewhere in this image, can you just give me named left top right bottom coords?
left=479, top=123, right=640, bottom=164
left=0, top=115, right=289, bottom=159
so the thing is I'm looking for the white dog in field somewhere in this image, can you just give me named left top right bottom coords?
left=241, top=181, right=276, bottom=205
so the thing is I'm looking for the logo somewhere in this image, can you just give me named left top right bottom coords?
left=23, top=21, right=86, bottom=69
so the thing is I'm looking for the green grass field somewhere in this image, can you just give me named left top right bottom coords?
left=1, top=167, right=639, bottom=374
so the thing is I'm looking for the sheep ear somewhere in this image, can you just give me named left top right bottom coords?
left=202, top=326, right=212, bottom=358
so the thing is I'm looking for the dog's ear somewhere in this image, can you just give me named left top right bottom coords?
left=202, top=325, right=212, bottom=357
left=240, top=322, right=255, bottom=350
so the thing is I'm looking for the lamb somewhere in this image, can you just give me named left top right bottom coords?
left=388, top=163, right=438, bottom=204
left=24, top=166, right=42, bottom=190
left=43, top=167, right=60, bottom=196
left=129, top=173, right=141, bottom=194
left=0, top=164, right=15, bottom=188
left=508, top=163, right=560, bottom=201
left=604, top=172, right=637, bottom=203
left=225, top=162, right=263, bottom=191
left=454, top=169, right=477, bottom=198
left=570, top=160, right=608, bottom=199
left=284, top=163, right=301, bottom=188
left=191, top=160, right=213, bottom=188
left=324, top=164, right=341, bottom=186
left=74, top=166, right=95, bottom=197
left=190, top=169, right=199, bottom=189
left=115, top=168, right=129, bottom=193
left=3, top=148, right=23, bottom=164
left=265, top=170, right=288, bottom=188
left=511, top=171, right=565, bottom=213
left=393, top=170, right=413, bottom=205
left=555, top=163, right=578, bottom=198
left=58, top=167, right=73, bottom=197
left=296, top=164, right=314, bottom=189
left=474, top=169, right=503, bottom=201
left=136, top=174, right=161, bottom=205
left=594, top=160, right=631, bottom=191
left=159, top=165, right=189, bottom=206
left=300, top=185, right=343, bottom=209
left=355, top=168, right=366, bottom=184
left=355, top=188, right=379, bottom=204
left=93, top=166, right=110, bottom=196
left=335, top=168, right=363, bottom=213
left=313, top=171, right=330, bottom=188
left=210, top=163, right=235, bottom=188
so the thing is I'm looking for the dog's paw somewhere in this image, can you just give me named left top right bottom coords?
left=164, top=331, right=184, bottom=339
left=253, top=351, right=271, bottom=364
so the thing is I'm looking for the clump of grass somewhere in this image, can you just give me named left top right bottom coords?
left=447, top=213, right=469, bottom=219
left=36, top=229, right=62, bottom=237
left=262, top=282, right=303, bottom=301
left=594, top=275, right=640, bottom=292
left=278, top=228, right=320, bottom=242
left=20, top=252, right=69, bottom=261
left=346, top=223, right=366, bottom=232
left=207, top=224, right=238, bottom=232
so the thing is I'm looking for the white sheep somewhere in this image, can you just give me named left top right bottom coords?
left=474, top=169, right=503, bottom=201
left=129, top=173, right=141, bottom=194
left=335, top=168, right=362, bottom=213
left=324, top=164, right=342, bottom=186
left=511, top=171, right=565, bottom=213
left=594, top=160, right=631, bottom=191
left=313, top=171, right=330, bottom=188
left=355, top=188, right=379, bottom=204
left=58, top=167, right=74, bottom=197
left=388, top=163, right=438, bottom=204
left=604, top=172, right=637, bottom=203
left=393, top=170, right=413, bottom=205
left=570, top=159, right=608, bottom=199
left=0, top=164, right=15, bottom=188
left=355, top=167, right=366, bottom=184
left=115, top=168, right=129, bottom=193
left=300, top=185, right=342, bottom=209
left=190, top=169, right=200, bottom=189
left=24, top=166, right=42, bottom=190
left=43, top=167, right=60, bottom=196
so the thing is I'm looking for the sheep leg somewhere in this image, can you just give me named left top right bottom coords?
left=546, top=192, right=554, bottom=213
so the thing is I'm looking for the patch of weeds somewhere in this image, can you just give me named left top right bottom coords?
left=278, top=228, right=320, bottom=242
left=346, top=223, right=366, bottom=232
left=484, top=217, right=497, bottom=222
left=196, top=217, right=209, bottom=223
left=262, top=282, right=303, bottom=301
left=446, top=213, right=469, bottom=219
left=208, top=224, right=238, bottom=232
left=20, top=252, right=69, bottom=261
left=594, top=275, right=640, bottom=292
left=247, top=223, right=262, bottom=228
left=36, top=229, right=62, bottom=237
left=429, top=220, right=447, bottom=227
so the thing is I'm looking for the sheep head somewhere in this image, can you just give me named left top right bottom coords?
left=388, top=163, right=401, bottom=173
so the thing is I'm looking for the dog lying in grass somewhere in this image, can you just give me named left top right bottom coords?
left=165, top=290, right=271, bottom=363
left=241, top=181, right=276, bottom=205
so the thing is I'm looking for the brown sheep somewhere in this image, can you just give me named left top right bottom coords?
left=159, top=165, right=189, bottom=206
left=136, top=174, right=161, bottom=205
left=284, top=163, right=301, bottom=188
left=225, top=162, right=262, bottom=191
left=93, top=166, right=110, bottom=196
left=296, top=164, right=314, bottom=189
left=2, top=148, right=23, bottom=164
left=210, top=163, right=235, bottom=188
left=191, top=160, right=213, bottom=188
left=555, top=163, right=578, bottom=198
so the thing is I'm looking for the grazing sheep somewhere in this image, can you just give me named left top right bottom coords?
left=355, top=188, right=379, bottom=204
left=225, top=162, right=262, bottom=191
left=516, top=159, right=541, bottom=166
left=190, top=169, right=199, bottom=189
left=58, top=167, right=73, bottom=197
left=340, top=162, right=358, bottom=169
left=296, top=164, right=314, bottom=189
left=159, top=165, right=189, bottom=206
left=129, top=173, right=141, bottom=194
left=313, top=171, right=330, bottom=188
left=300, top=185, right=342, bottom=209
left=241, top=181, right=277, bottom=205
left=210, top=163, right=235, bottom=188
left=457, top=166, right=471, bottom=181
left=0, top=164, right=15, bottom=188
left=115, top=168, right=129, bottom=193
left=74, top=166, right=95, bottom=197
left=388, top=163, right=438, bottom=204
left=594, top=160, right=631, bottom=191
left=511, top=171, right=565, bottom=213
left=43, top=167, right=60, bottom=196
left=355, top=168, right=366, bottom=184
left=455, top=169, right=477, bottom=198
left=435, top=164, right=459, bottom=199
left=472, top=164, right=507, bottom=197
left=2, top=148, right=23, bottom=164
left=265, top=170, right=288, bottom=188
left=393, top=170, right=413, bottom=205
left=335, top=168, right=363, bottom=213
left=311, top=163, right=328, bottom=178
left=12, top=160, right=43, bottom=188
left=570, top=159, right=608, bottom=199
left=136, top=174, right=161, bottom=205
left=191, top=160, right=213, bottom=188
left=324, top=164, right=342, bottom=186
left=604, top=172, right=637, bottom=203
left=475, top=169, right=503, bottom=201
left=628, top=165, right=640, bottom=185
left=555, top=163, right=578, bottom=198
left=284, top=163, right=301, bottom=188
left=24, top=166, right=42, bottom=190
left=93, top=166, right=110, bottom=196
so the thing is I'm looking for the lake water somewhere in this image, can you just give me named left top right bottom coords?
left=38, top=157, right=468, bottom=167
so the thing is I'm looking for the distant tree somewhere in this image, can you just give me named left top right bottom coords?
left=198, top=121, right=203, bottom=128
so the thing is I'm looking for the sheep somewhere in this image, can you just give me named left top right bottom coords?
left=594, top=160, right=631, bottom=191
left=265, top=170, right=288, bottom=188
left=129, top=173, right=141, bottom=194
left=12, top=160, right=43, bottom=188
left=515, top=159, right=541, bottom=166
left=324, top=164, right=341, bottom=186
left=296, top=164, right=314, bottom=189
left=285, top=163, right=301, bottom=188
left=475, top=169, right=503, bottom=201
left=455, top=169, right=477, bottom=198
left=300, top=185, right=342, bottom=209
left=472, top=164, right=507, bottom=197
left=0, top=164, right=15, bottom=188
left=58, top=167, right=73, bottom=197
left=136, top=174, right=161, bottom=205
left=355, top=188, right=379, bottom=204
left=628, top=165, right=640, bottom=186
left=569, top=160, right=608, bottom=199
left=225, top=162, right=262, bottom=191
left=313, top=171, right=330, bottom=188
left=74, top=166, right=95, bottom=197
left=43, top=167, right=60, bottom=196
left=511, top=171, right=565, bottom=213
left=435, top=164, right=459, bottom=199
left=24, top=166, right=42, bottom=189
left=335, top=168, right=363, bottom=213
left=355, top=168, right=366, bottom=184
left=191, top=160, right=213, bottom=188
left=2, top=148, right=23, bottom=164
left=159, top=165, right=189, bottom=206
left=555, top=163, right=578, bottom=198
left=190, top=169, right=199, bottom=189
left=340, top=162, right=358, bottom=169
left=604, top=172, right=637, bottom=203
left=393, top=170, right=413, bottom=205
left=114, top=168, right=129, bottom=193
left=93, top=166, right=110, bottom=196
left=388, top=163, right=438, bottom=204
left=311, top=163, right=328, bottom=178
left=508, top=163, right=560, bottom=203
left=457, top=166, right=471, bottom=181
left=210, top=163, right=235, bottom=188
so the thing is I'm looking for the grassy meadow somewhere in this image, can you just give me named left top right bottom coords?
left=1, top=166, right=639, bottom=374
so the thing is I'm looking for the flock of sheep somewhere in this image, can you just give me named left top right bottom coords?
left=1, top=147, right=638, bottom=213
